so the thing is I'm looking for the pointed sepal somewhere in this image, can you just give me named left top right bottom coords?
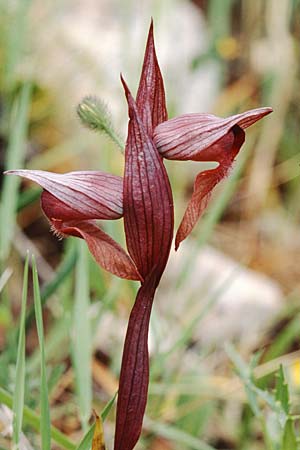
left=5, top=169, right=123, bottom=220
left=121, top=76, right=173, bottom=280
left=136, top=20, right=168, bottom=135
left=153, top=107, right=272, bottom=161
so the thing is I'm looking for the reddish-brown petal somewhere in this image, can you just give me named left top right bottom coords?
left=5, top=169, right=123, bottom=220
left=122, top=77, right=173, bottom=280
left=114, top=274, right=156, bottom=450
left=175, top=126, right=245, bottom=249
left=153, top=107, right=272, bottom=161
left=48, top=214, right=142, bottom=281
left=136, top=20, right=168, bottom=136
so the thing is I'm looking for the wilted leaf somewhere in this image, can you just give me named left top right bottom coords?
left=92, top=411, right=106, bottom=450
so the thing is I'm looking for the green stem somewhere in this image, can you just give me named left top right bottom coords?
left=260, top=416, right=274, bottom=450
left=106, top=127, right=124, bottom=152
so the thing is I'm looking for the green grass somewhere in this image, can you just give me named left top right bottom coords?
left=2, top=0, right=32, bottom=92
left=146, top=420, right=216, bottom=450
left=76, top=392, right=117, bottom=450
left=72, top=241, right=92, bottom=431
left=226, top=343, right=299, bottom=450
left=0, top=82, right=32, bottom=261
left=32, top=255, right=51, bottom=450
left=0, top=387, right=76, bottom=450
left=12, top=253, right=29, bottom=449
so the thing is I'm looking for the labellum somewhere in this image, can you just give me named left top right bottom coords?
left=5, top=19, right=272, bottom=450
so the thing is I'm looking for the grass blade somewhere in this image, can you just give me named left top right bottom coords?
left=101, top=390, right=118, bottom=422
left=282, top=418, right=297, bottom=450
left=0, top=82, right=32, bottom=261
left=76, top=392, right=117, bottom=450
left=2, top=0, right=32, bottom=91
left=275, top=364, right=290, bottom=415
left=32, top=255, right=51, bottom=450
left=25, top=243, right=77, bottom=328
left=17, top=186, right=41, bottom=211
left=147, top=419, right=216, bottom=450
left=76, top=423, right=95, bottom=450
left=12, top=252, right=29, bottom=449
left=72, top=241, right=92, bottom=431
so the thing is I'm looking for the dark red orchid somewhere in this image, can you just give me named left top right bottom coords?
left=5, top=21, right=272, bottom=450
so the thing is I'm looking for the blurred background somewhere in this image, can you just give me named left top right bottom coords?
left=0, top=0, right=300, bottom=449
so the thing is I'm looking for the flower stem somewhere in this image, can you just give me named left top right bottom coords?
left=114, top=276, right=157, bottom=450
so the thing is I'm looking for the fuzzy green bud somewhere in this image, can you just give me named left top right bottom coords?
left=77, top=96, right=124, bottom=152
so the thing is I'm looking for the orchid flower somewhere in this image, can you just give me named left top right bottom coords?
left=153, top=107, right=272, bottom=249
left=5, top=21, right=272, bottom=450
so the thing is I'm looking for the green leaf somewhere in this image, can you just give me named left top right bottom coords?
left=263, top=313, right=300, bottom=362
left=76, top=424, right=95, bottom=450
left=275, top=364, right=290, bottom=415
left=282, top=418, right=297, bottom=450
left=226, top=343, right=279, bottom=416
left=2, top=0, right=32, bottom=90
left=0, top=82, right=32, bottom=260
left=147, top=420, right=216, bottom=450
left=101, top=390, right=117, bottom=422
left=12, top=253, right=29, bottom=449
left=25, top=243, right=77, bottom=328
left=17, top=186, right=41, bottom=211
left=32, top=255, right=51, bottom=450
left=72, top=241, right=92, bottom=431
